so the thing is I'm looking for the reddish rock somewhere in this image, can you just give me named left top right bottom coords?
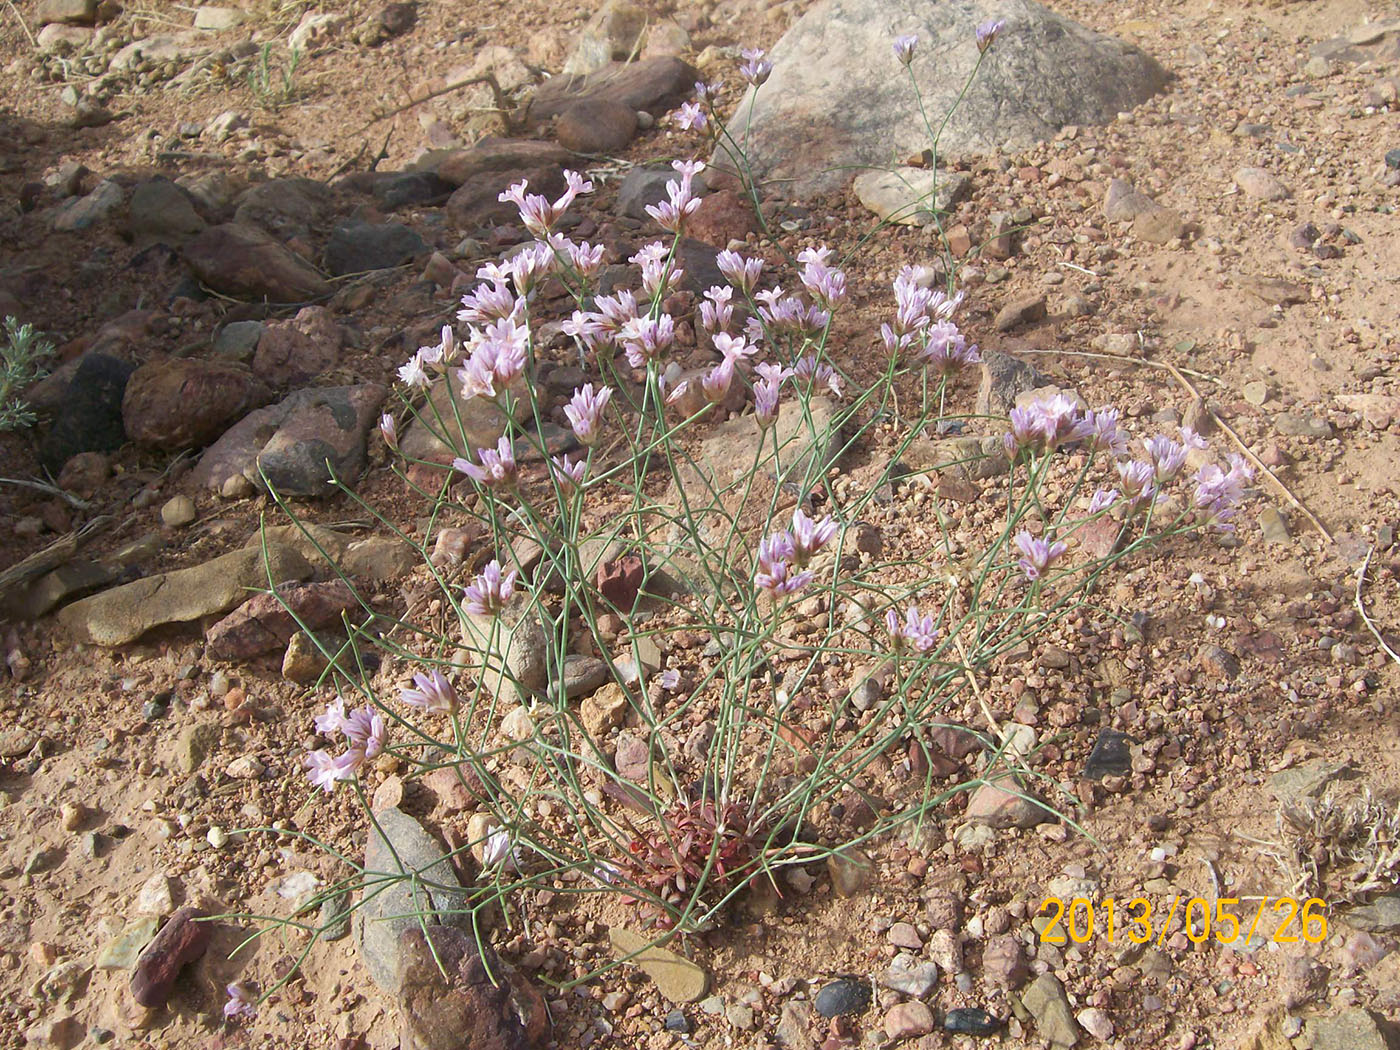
left=927, top=723, right=985, bottom=760
left=205, top=580, right=357, bottom=661
left=964, top=777, right=1053, bottom=828
left=183, top=223, right=332, bottom=303
left=395, top=925, right=531, bottom=1050
left=595, top=553, right=644, bottom=608
left=529, top=56, right=698, bottom=122
left=982, top=934, right=1029, bottom=990
left=428, top=137, right=573, bottom=188
left=252, top=305, right=342, bottom=386
left=554, top=98, right=638, bottom=153
left=423, top=764, right=486, bottom=815
left=686, top=188, right=758, bottom=245
left=122, top=358, right=273, bottom=450
left=130, top=907, right=211, bottom=1009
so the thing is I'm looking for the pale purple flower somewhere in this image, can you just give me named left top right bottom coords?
left=885, top=605, right=940, bottom=652
left=1117, top=459, right=1159, bottom=508
left=551, top=453, right=587, bottom=489
left=397, top=352, right=431, bottom=389
left=498, top=170, right=593, bottom=238
left=798, top=245, right=847, bottom=309
left=632, top=241, right=683, bottom=298
left=713, top=332, right=755, bottom=363
left=918, top=319, right=981, bottom=375
left=339, top=705, right=387, bottom=761
left=1014, top=530, right=1068, bottom=581
left=756, top=289, right=830, bottom=338
left=693, top=79, right=722, bottom=102
left=1088, top=488, right=1119, bottom=514
left=701, top=357, right=735, bottom=403
left=701, top=286, right=735, bottom=334
left=379, top=412, right=398, bottom=452
left=619, top=314, right=676, bottom=368
left=463, top=559, right=518, bottom=617
left=313, top=697, right=348, bottom=737
left=789, top=508, right=838, bottom=566
left=479, top=824, right=520, bottom=870
left=565, top=239, right=606, bottom=278
left=400, top=669, right=457, bottom=715
left=792, top=354, right=844, bottom=398
left=645, top=161, right=705, bottom=233
left=1004, top=404, right=1045, bottom=455
left=224, top=982, right=256, bottom=1022
left=458, top=277, right=521, bottom=325
left=754, top=376, right=781, bottom=428
left=659, top=668, right=681, bottom=690
left=1083, top=406, right=1127, bottom=457
left=505, top=241, right=556, bottom=295
left=1193, top=453, right=1254, bottom=531
left=976, top=18, right=1005, bottom=53
left=755, top=533, right=813, bottom=597
left=739, top=47, right=773, bottom=86
left=453, top=435, right=518, bottom=488
left=564, top=383, right=612, bottom=446
left=893, top=33, right=917, bottom=65
left=1143, top=434, right=1188, bottom=483
left=304, top=748, right=344, bottom=793
left=1179, top=426, right=1209, bottom=451
left=754, top=361, right=795, bottom=385
left=672, top=101, right=708, bottom=131
left=716, top=249, right=763, bottom=295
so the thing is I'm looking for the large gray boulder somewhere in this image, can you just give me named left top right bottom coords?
left=718, top=0, right=1167, bottom=197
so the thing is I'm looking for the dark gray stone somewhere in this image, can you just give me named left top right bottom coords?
left=38, top=353, right=134, bottom=473
left=1082, top=729, right=1132, bottom=781
left=323, top=221, right=426, bottom=276
left=813, top=977, right=871, bottom=1018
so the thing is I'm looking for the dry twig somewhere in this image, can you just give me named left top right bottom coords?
left=4, top=0, right=36, bottom=48
left=1355, top=541, right=1400, bottom=668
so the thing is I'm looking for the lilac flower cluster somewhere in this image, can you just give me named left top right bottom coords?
left=755, top=509, right=838, bottom=597
left=400, top=668, right=458, bottom=715
left=453, top=435, right=518, bottom=489
left=886, top=605, right=940, bottom=652
left=645, top=160, right=705, bottom=233
left=464, top=559, right=518, bottom=617
left=305, top=699, right=388, bottom=792
left=1014, top=531, right=1068, bottom=581
left=881, top=267, right=977, bottom=375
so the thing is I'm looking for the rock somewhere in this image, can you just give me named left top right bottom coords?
left=982, top=933, right=1028, bottom=989
left=1196, top=643, right=1241, bottom=679
left=945, top=1007, right=1005, bottom=1035
left=129, top=907, right=210, bottom=1009
left=194, top=6, right=245, bottom=30
left=231, top=178, right=334, bottom=241
left=965, top=776, right=1054, bottom=828
left=686, top=188, right=758, bottom=244
left=173, top=722, right=220, bottom=774
left=1076, top=1008, right=1113, bottom=1040
left=193, top=383, right=386, bottom=497
left=57, top=451, right=109, bottom=497
left=57, top=543, right=312, bottom=646
left=1304, top=1008, right=1393, bottom=1050
left=1281, top=955, right=1331, bottom=1009
left=530, top=56, right=699, bottom=123
left=563, top=0, right=647, bottom=75
left=884, top=1001, right=935, bottom=1041
left=1243, top=380, right=1269, bottom=406
left=1239, top=275, right=1307, bottom=306
left=282, top=631, right=327, bottom=684
left=398, top=373, right=524, bottom=484
left=160, top=496, right=196, bottom=528
left=358, top=807, right=469, bottom=993
left=96, top=917, right=159, bottom=970
left=136, top=873, right=176, bottom=916
left=36, top=23, right=91, bottom=50
left=122, top=357, right=273, bottom=450
left=1102, top=178, right=1158, bottom=222
left=1269, top=759, right=1352, bottom=806
left=1257, top=506, right=1291, bottom=544
left=201, top=110, right=249, bottom=144
left=394, top=925, right=529, bottom=1050
left=184, top=223, right=333, bottom=303
left=1082, top=729, right=1132, bottom=780
left=724, top=0, right=1166, bottom=196
left=852, top=168, right=971, bottom=225
left=617, top=164, right=698, bottom=220
left=994, top=294, right=1048, bottom=332
left=613, top=730, right=652, bottom=780
left=225, top=754, right=265, bottom=779
left=554, top=98, right=639, bottom=153
left=430, top=138, right=572, bottom=229
left=205, top=580, right=357, bottom=661
left=52, top=179, right=123, bottom=232
left=23, top=1015, right=83, bottom=1049
left=976, top=348, right=1046, bottom=417
left=251, top=306, right=342, bottom=386
left=1342, top=894, right=1400, bottom=934
left=213, top=320, right=264, bottom=362
left=288, top=10, right=346, bottom=52
left=109, top=33, right=212, bottom=73
left=323, top=221, right=425, bottom=276
left=126, top=179, right=206, bottom=246
left=581, top=682, right=630, bottom=737
left=775, top=1001, right=817, bottom=1050
left=881, top=953, right=939, bottom=997
left=0, top=728, right=38, bottom=757
left=563, top=655, right=609, bottom=698
left=1234, top=166, right=1291, bottom=201
left=36, top=0, right=96, bottom=26
left=460, top=593, right=547, bottom=707
left=608, top=927, right=709, bottom=1003
left=1132, top=205, right=1188, bottom=244
left=813, top=977, right=871, bottom=1018
left=827, top=848, right=872, bottom=897
left=1022, top=973, right=1079, bottom=1047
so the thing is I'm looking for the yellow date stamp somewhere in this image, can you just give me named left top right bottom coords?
left=1037, top=896, right=1328, bottom=947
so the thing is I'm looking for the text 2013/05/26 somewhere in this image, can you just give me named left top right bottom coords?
left=1037, top=896, right=1328, bottom=947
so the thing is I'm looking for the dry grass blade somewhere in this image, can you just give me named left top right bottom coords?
left=1355, top=541, right=1400, bottom=668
